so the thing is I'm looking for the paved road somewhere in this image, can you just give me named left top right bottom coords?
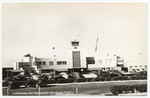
left=3, top=80, right=147, bottom=96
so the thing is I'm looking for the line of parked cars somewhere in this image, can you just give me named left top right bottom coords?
left=4, top=73, right=54, bottom=89
left=3, top=70, right=147, bottom=89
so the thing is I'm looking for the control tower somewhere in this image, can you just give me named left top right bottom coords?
left=71, top=39, right=81, bottom=68
left=68, top=39, right=87, bottom=73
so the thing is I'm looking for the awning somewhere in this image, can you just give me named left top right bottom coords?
left=68, top=67, right=87, bottom=70
left=23, top=66, right=35, bottom=71
left=55, top=69, right=68, bottom=72
left=88, top=68, right=100, bottom=70
left=7, top=70, right=24, bottom=72
left=38, top=65, right=51, bottom=69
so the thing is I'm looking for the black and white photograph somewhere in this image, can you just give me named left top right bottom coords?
left=2, top=1, right=148, bottom=96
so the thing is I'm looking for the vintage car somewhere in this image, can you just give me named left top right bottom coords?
left=6, top=74, right=28, bottom=89
left=82, top=72, right=98, bottom=79
left=26, top=73, right=53, bottom=88
left=59, top=72, right=68, bottom=79
left=69, top=72, right=86, bottom=82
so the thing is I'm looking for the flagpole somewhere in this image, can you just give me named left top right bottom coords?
left=95, top=34, right=99, bottom=74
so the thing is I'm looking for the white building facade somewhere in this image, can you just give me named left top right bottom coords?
left=16, top=40, right=125, bottom=72
left=127, top=62, right=147, bottom=72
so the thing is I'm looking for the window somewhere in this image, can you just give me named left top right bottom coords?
left=105, top=59, right=107, bottom=63
left=98, top=60, right=102, bottom=64
left=101, top=68, right=105, bottom=70
left=72, top=51, right=81, bottom=67
left=25, top=65, right=30, bottom=66
left=71, top=41, right=79, bottom=46
left=57, top=61, right=67, bottom=65
left=111, top=67, right=114, bottom=70
left=129, top=66, right=132, bottom=70
left=110, top=59, right=112, bottom=63
left=140, top=65, right=143, bottom=67
left=74, top=47, right=78, bottom=49
left=105, top=59, right=111, bottom=63
left=145, top=65, right=147, bottom=70
left=106, top=67, right=110, bottom=70
left=49, top=61, right=53, bottom=65
left=142, top=68, right=145, bottom=71
left=135, top=65, right=138, bottom=67
left=36, top=62, right=42, bottom=65
left=43, top=62, right=46, bottom=65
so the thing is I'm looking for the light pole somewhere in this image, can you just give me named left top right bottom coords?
left=52, top=47, right=56, bottom=83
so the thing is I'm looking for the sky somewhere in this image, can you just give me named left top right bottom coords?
left=2, top=3, right=147, bottom=67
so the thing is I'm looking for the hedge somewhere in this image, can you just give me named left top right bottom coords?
left=110, top=84, right=147, bottom=95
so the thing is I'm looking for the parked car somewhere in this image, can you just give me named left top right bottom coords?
left=59, top=72, right=68, bottom=79
left=41, top=73, right=54, bottom=84
left=26, top=73, right=51, bottom=88
left=53, top=74, right=68, bottom=83
left=70, top=72, right=86, bottom=82
left=100, top=71, right=123, bottom=81
left=70, top=72, right=81, bottom=79
left=137, top=71, right=147, bottom=75
left=6, top=74, right=28, bottom=89
left=82, top=72, right=98, bottom=79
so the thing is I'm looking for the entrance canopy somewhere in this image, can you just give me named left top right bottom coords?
left=68, top=68, right=88, bottom=73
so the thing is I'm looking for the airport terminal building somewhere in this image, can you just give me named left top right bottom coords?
left=15, top=40, right=129, bottom=73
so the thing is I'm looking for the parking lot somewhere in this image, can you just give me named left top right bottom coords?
left=3, top=80, right=147, bottom=96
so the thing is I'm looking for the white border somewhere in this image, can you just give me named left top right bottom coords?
left=2, top=0, right=149, bottom=3
left=0, top=0, right=149, bottom=98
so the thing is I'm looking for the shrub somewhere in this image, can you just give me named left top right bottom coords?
left=105, top=77, right=111, bottom=81
left=99, top=77, right=105, bottom=81
left=139, top=75, right=147, bottom=79
left=123, top=76, right=128, bottom=80
left=110, top=84, right=147, bottom=95
left=113, top=77, right=119, bottom=81
left=95, top=77, right=100, bottom=81
left=86, top=78, right=92, bottom=82
left=110, top=85, right=122, bottom=95
left=81, top=78, right=86, bottom=82
left=48, top=79, right=55, bottom=84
